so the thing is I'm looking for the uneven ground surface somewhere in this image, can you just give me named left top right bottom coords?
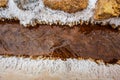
left=0, top=21, right=120, bottom=63
left=0, top=0, right=120, bottom=80
left=0, top=0, right=120, bottom=27
left=0, top=22, right=120, bottom=80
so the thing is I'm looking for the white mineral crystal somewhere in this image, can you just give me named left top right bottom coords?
left=0, top=56, right=120, bottom=80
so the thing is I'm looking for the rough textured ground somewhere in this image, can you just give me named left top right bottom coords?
left=0, top=0, right=120, bottom=27
left=0, top=21, right=120, bottom=63
left=0, top=0, right=120, bottom=80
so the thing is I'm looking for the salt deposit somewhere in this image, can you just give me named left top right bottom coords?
left=0, top=0, right=120, bottom=27
left=0, top=56, right=120, bottom=80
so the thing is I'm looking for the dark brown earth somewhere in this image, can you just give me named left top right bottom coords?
left=0, top=21, right=120, bottom=63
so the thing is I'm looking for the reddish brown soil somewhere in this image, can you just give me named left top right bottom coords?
left=0, top=21, right=120, bottom=63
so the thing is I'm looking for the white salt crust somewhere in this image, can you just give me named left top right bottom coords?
left=0, top=0, right=120, bottom=27
left=0, top=56, right=120, bottom=80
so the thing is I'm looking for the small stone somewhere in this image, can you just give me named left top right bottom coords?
left=111, top=24, right=117, bottom=29
left=94, top=0, right=120, bottom=20
left=13, top=0, right=39, bottom=10
left=0, top=0, right=7, bottom=7
left=43, top=0, right=88, bottom=13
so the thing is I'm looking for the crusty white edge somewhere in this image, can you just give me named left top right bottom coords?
left=0, top=56, right=120, bottom=80
left=0, top=0, right=120, bottom=27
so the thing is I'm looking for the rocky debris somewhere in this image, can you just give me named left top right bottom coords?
left=94, top=0, right=120, bottom=20
left=43, top=0, right=88, bottom=13
left=0, top=0, right=7, bottom=7
left=0, top=21, right=120, bottom=63
left=13, top=0, right=39, bottom=10
left=0, top=0, right=120, bottom=27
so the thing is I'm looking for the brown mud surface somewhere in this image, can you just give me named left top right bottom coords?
left=0, top=21, right=120, bottom=63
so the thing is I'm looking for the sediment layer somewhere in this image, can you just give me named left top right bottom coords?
left=0, top=1, right=120, bottom=80
left=0, top=56, right=120, bottom=80
left=0, top=21, right=120, bottom=63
